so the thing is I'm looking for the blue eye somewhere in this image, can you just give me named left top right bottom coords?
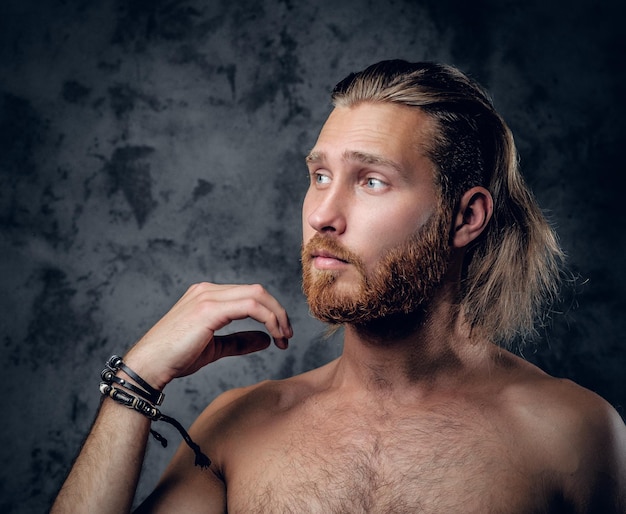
left=366, top=177, right=385, bottom=189
left=314, top=173, right=331, bottom=184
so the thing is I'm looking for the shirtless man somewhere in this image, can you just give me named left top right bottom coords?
left=52, top=60, right=625, bottom=513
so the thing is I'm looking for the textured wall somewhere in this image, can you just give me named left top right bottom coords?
left=1, top=0, right=624, bottom=512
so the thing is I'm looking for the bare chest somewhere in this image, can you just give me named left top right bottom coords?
left=224, top=405, right=548, bottom=513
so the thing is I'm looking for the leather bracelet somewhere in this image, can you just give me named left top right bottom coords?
left=101, top=369, right=163, bottom=406
left=102, top=355, right=164, bottom=406
left=99, top=356, right=211, bottom=469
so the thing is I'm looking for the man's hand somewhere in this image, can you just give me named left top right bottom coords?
left=123, top=283, right=293, bottom=390
left=50, top=282, right=290, bottom=514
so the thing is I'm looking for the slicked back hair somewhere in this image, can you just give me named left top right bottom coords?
left=332, top=60, right=564, bottom=346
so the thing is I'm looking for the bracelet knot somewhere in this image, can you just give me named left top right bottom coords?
left=99, top=355, right=211, bottom=470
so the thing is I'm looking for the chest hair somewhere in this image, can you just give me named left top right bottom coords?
left=228, top=402, right=540, bottom=513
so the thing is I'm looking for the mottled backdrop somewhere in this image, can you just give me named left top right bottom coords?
left=1, top=0, right=624, bottom=512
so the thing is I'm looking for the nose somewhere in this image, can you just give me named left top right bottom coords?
left=304, top=186, right=347, bottom=235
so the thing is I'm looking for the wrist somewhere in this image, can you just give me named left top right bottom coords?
left=98, top=354, right=211, bottom=469
left=122, top=351, right=170, bottom=391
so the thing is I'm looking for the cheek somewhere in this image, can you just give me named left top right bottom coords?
left=358, top=205, right=436, bottom=264
left=369, top=204, right=432, bottom=242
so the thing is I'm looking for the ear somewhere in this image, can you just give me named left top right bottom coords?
left=451, top=187, right=493, bottom=249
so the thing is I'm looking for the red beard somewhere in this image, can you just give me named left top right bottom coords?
left=301, top=209, right=451, bottom=325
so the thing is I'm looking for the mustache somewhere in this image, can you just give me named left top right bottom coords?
left=301, top=234, right=362, bottom=266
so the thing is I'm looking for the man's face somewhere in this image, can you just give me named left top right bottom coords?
left=301, top=102, right=451, bottom=324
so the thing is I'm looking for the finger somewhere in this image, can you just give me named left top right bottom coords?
left=186, top=283, right=293, bottom=339
left=205, top=297, right=285, bottom=341
left=273, top=336, right=289, bottom=350
left=237, top=284, right=292, bottom=338
left=214, top=284, right=292, bottom=337
left=236, top=284, right=293, bottom=339
left=213, top=331, right=272, bottom=359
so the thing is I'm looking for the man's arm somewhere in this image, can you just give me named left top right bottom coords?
left=52, top=398, right=152, bottom=513
left=50, top=283, right=292, bottom=514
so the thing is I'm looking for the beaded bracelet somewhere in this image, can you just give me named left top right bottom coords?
left=99, top=382, right=160, bottom=419
left=99, top=356, right=211, bottom=469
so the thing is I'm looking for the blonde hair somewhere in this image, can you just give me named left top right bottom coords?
left=332, top=60, right=564, bottom=346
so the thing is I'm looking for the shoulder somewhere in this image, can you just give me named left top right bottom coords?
left=495, top=354, right=626, bottom=511
left=194, top=380, right=292, bottom=432
left=135, top=376, right=315, bottom=513
left=190, top=364, right=329, bottom=457
left=537, top=379, right=626, bottom=512
left=200, top=365, right=326, bottom=421
left=198, top=358, right=338, bottom=423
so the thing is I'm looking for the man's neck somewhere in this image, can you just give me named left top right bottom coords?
left=332, top=294, right=494, bottom=397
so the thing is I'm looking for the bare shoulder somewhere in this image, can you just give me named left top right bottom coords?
left=200, top=360, right=331, bottom=417
left=192, top=360, right=335, bottom=455
left=498, top=354, right=625, bottom=444
left=135, top=365, right=330, bottom=513
left=495, top=352, right=626, bottom=512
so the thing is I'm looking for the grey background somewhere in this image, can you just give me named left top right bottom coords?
left=1, top=0, right=624, bottom=512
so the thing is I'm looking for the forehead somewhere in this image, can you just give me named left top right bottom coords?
left=309, top=102, right=436, bottom=174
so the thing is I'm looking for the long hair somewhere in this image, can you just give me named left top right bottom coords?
left=331, top=60, right=564, bottom=346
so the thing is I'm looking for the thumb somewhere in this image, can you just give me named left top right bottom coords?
left=212, top=330, right=272, bottom=359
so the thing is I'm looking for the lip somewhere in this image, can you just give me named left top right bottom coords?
left=311, top=250, right=349, bottom=270
left=313, top=250, right=346, bottom=260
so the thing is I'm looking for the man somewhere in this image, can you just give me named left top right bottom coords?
left=52, top=61, right=625, bottom=513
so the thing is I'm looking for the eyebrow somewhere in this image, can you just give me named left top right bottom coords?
left=305, top=150, right=403, bottom=175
